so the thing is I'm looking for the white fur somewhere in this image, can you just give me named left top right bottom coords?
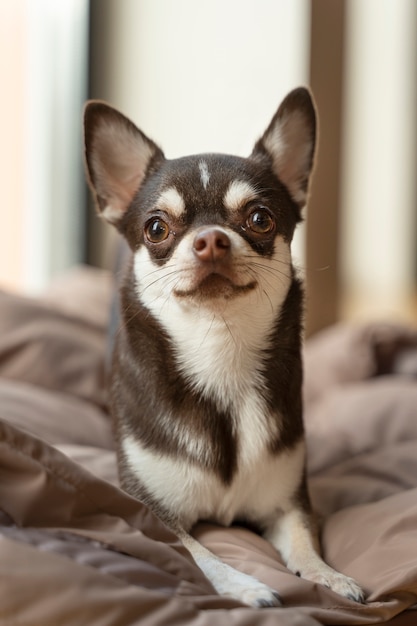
left=155, top=186, right=185, bottom=218
left=223, top=180, right=258, bottom=211
left=134, top=228, right=292, bottom=434
left=122, top=435, right=305, bottom=530
left=265, top=509, right=364, bottom=601
left=198, top=160, right=211, bottom=190
left=177, top=531, right=280, bottom=606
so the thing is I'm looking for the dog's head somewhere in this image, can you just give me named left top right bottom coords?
left=84, top=89, right=316, bottom=316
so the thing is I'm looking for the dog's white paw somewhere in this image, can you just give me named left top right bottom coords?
left=232, top=577, right=282, bottom=608
left=325, top=572, right=365, bottom=603
left=209, top=562, right=281, bottom=608
left=300, top=564, right=365, bottom=603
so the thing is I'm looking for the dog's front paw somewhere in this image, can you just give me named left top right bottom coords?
left=211, top=563, right=281, bottom=608
left=325, top=571, right=365, bottom=603
left=301, top=564, right=365, bottom=603
left=236, top=579, right=282, bottom=609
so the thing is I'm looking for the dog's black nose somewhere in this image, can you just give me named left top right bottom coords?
left=193, top=228, right=230, bottom=262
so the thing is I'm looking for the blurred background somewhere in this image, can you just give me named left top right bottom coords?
left=1, top=0, right=416, bottom=336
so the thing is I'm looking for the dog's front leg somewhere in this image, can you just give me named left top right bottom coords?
left=264, top=509, right=365, bottom=603
left=178, top=528, right=281, bottom=608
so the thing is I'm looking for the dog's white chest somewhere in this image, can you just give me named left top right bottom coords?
left=164, top=305, right=279, bottom=463
left=122, top=434, right=305, bottom=529
left=151, top=293, right=271, bottom=398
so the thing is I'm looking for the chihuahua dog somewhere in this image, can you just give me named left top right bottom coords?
left=84, top=88, right=364, bottom=608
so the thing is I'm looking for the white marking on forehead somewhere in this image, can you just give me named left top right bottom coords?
left=156, top=186, right=185, bottom=218
left=223, top=180, right=258, bottom=211
left=198, top=160, right=210, bottom=190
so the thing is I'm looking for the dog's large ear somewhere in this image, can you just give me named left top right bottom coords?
left=84, top=101, right=164, bottom=225
left=252, top=87, right=316, bottom=207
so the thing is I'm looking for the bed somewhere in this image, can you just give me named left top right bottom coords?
left=1, top=265, right=416, bottom=625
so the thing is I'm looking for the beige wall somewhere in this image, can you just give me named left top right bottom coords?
left=90, top=0, right=310, bottom=157
left=341, top=0, right=417, bottom=322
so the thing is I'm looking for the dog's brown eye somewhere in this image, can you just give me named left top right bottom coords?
left=247, top=209, right=275, bottom=234
left=145, top=218, right=170, bottom=243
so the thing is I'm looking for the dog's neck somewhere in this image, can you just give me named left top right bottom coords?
left=133, top=244, right=293, bottom=409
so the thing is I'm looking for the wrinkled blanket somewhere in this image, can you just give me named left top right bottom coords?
left=0, top=266, right=416, bottom=626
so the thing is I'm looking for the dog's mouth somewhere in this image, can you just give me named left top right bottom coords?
left=174, top=273, right=257, bottom=300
